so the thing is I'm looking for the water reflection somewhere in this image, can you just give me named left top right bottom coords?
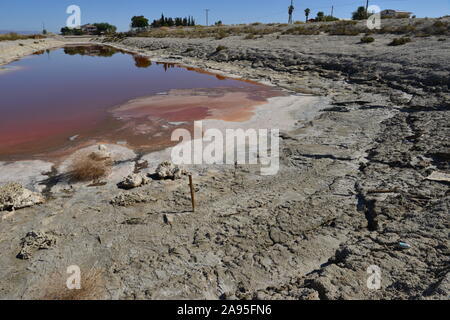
left=0, top=45, right=277, bottom=160
left=156, top=62, right=176, bottom=72
left=64, top=45, right=118, bottom=57
left=134, top=55, right=152, bottom=68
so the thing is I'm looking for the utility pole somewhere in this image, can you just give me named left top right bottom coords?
left=205, top=9, right=210, bottom=26
left=288, top=0, right=295, bottom=24
left=365, top=0, right=369, bottom=15
left=331, top=6, right=334, bottom=18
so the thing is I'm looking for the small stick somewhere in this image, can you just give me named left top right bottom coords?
left=188, top=174, right=196, bottom=212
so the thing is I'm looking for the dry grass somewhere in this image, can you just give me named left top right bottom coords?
left=422, top=21, right=450, bottom=35
left=135, top=25, right=283, bottom=39
left=282, top=26, right=320, bottom=35
left=376, top=20, right=449, bottom=36
left=320, top=21, right=361, bottom=36
left=68, top=152, right=113, bottom=182
left=114, top=18, right=450, bottom=40
left=0, top=33, right=45, bottom=42
left=41, top=268, right=105, bottom=300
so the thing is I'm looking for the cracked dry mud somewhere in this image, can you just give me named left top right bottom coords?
left=0, top=20, right=449, bottom=299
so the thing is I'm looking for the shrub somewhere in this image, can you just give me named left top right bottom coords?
left=215, top=29, right=230, bottom=39
left=133, top=24, right=285, bottom=39
left=283, top=26, right=320, bottom=35
left=215, top=45, right=227, bottom=52
left=328, top=28, right=360, bottom=36
left=0, top=33, right=46, bottom=42
left=389, top=37, right=411, bottom=46
left=326, top=21, right=361, bottom=35
left=68, top=152, right=113, bottom=182
left=360, top=36, right=375, bottom=43
left=428, top=21, right=449, bottom=35
left=41, top=268, right=105, bottom=300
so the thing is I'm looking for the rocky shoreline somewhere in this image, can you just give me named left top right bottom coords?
left=0, top=25, right=448, bottom=299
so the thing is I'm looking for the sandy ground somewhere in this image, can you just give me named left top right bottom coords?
left=0, top=38, right=65, bottom=67
left=0, top=19, right=449, bottom=300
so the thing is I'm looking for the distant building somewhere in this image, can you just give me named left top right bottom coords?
left=380, top=10, right=413, bottom=19
left=80, top=24, right=98, bottom=35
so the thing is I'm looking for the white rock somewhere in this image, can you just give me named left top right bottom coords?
left=155, top=161, right=187, bottom=180
left=0, top=183, right=45, bottom=212
left=118, top=174, right=149, bottom=189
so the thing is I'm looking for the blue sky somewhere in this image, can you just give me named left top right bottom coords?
left=1, top=0, right=449, bottom=32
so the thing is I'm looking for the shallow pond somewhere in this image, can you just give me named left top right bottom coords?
left=0, top=45, right=280, bottom=160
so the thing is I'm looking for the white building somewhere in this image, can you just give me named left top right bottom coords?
left=80, top=24, right=98, bottom=34
left=381, top=10, right=413, bottom=18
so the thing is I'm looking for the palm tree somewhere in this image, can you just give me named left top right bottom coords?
left=305, top=8, right=311, bottom=22
left=352, top=6, right=368, bottom=20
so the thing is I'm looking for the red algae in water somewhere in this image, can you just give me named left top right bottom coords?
left=0, top=45, right=282, bottom=160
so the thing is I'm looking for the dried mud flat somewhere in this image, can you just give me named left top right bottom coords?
left=0, top=19, right=449, bottom=300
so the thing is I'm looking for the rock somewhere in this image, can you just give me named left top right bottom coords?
left=110, top=192, right=155, bottom=207
left=16, top=231, right=57, bottom=260
left=117, top=174, right=150, bottom=189
left=163, top=214, right=174, bottom=225
left=428, top=272, right=450, bottom=298
left=390, top=91, right=413, bottom=105
left=122, top=218, right=147, bottom=225
left=252, top=61, right=264, bottom=68
left=298, top=288, right=321, bottom=300
left=69, top=135, right=79, bottom=141
left=398, top=242, right=412, bottom=249
left=426, top=171, right=450, bottom=183
left=0, top=183, right=44, bottom=212
left=98, top=144, right=107, bottom=152
left=155, top=161, right=187, bottom=180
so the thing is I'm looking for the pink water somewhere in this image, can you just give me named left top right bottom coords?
left=0, top=45, right=281, bottom=160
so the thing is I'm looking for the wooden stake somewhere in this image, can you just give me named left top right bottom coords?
left=188, top=174, right=196, bottom=212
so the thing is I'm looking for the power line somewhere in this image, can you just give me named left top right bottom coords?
left=288, top=0, right=295, bottom=24
left=205, top=9, right=210, bottom=26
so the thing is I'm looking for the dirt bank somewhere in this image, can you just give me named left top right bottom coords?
left=0, top=38, right=65, bottom=67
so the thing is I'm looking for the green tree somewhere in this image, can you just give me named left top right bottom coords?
left=305, top=8, right=310, bottom=22
left=131, top=16, right=149, bottom=29
left=352, top=6, right=368, bottom=20
left=316, top=11, right=325, bottom=21
left=60, top=27, right=71, bottom=35
left=93, top=23, right=117, bottom=35
left=322, top=15, right=339, bottom=22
